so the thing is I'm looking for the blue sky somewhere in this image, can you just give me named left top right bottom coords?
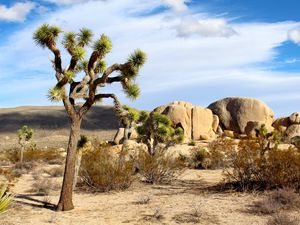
left=1, top=0, right=300, bottom=117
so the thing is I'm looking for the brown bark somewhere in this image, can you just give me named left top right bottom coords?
left=57, top=117, right=82, bottom=211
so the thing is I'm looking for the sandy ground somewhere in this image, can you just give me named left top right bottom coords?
left=2, top=168, right=299, bottom=225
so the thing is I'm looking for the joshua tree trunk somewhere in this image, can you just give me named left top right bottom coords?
left=73, top=148, right=83, bottom=191
left=20, top=144, right=24, bottom=169
left=57, top=117, right=82, bottom=211
left=123, top=124, right=130, bottom=142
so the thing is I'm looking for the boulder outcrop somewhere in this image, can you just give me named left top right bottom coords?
left=273, top=112, right=300, bottom=140
left=208, top=97, right=274, bottom=134
left=153, top=101, right=217, bottom=141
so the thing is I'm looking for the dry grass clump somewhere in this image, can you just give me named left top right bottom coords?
left=45, top=166, right=64, bottom=177
left=79, top=144, right=134, bottom=192
left=142, top=208, right=165, bottom=222
left=133, top=195, right=151, bottom=205
left=249, top=188, right=300, bottom=215
left=136, top=149, right=184, bottom=184
left=1, top=147, right=63, bottom=164
left=172, top=207, right=220, bottom=224
left=266, top=213, right=299, bottom=225
left=30, top=179, right=60, bottom=195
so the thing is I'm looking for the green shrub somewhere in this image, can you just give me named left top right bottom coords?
left=79, top=145, right=134, bottom=192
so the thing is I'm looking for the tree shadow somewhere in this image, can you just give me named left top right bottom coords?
left=15, top=194, right=56, bottom=211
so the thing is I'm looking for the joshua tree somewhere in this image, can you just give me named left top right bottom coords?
left=120, top=105, right=139, bottom=141
left=17, top=125, right=33, bottom=167
left=33, top=24, right=146, bottom=211
left=136, top=112, right=183, bottom=155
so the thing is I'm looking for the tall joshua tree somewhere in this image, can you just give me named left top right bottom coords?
left=33, top=24, right=146, bottom=211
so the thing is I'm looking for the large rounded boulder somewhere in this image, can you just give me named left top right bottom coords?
left=208, top=97, right=274, bottom=134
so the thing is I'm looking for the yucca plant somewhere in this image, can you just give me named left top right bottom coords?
left=33, top=24, right=146, bottom=211
left=0, top=185, right=14, bottom=214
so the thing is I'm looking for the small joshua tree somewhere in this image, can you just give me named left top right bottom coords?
left=17, top=125, right=33, bottom=167
left=137, top=112, right=183, bottom=155
left=33, top=24, right=146, bottom=211
left=121, top=105, right=139, bottom=141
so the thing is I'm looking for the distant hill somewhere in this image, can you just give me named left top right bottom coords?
left=0, top=105, right=119, bottom=133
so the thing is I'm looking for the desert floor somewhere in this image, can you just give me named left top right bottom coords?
left=3, top=166, right=300, bottom=225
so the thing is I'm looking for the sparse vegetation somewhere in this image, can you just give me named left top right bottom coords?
left=30, top=179, right=60, bottom=195
left=79, top=144, right=134, bottom=192
left=225, top=125, right=300, bottom=191
left=266, top=213, right=299, bottom=225
left=134, top=195, right=151, bottom=205
left=137, top=148, right=184, bottom=184
left=249, top=188, right=300, bottom=215
left=45, top=166, right=64, bottom=177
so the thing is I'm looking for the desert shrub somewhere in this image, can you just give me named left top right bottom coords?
left=206, top=138, right=236, bottom=169
left=0, top=185, right=14, bottom=214
left=0, top=167, right=23, bottom=181
left=266, top=213, right=299, bottom=225
left=79, top=145, right=134, bottom=192
left=45, top=166, right=64, bottom=177
left=133, top=195, right=151, bottom=205
left=137, top=148, right=184, bottom=184
left=1, top=147, right=63, bottom=164
left=30, top=179, right=60, bottom=195
left=187, top=147, right=209, bottom=169
left=249, top=188, right=300, bottom=215
left=290, top=136, right=300, bottom=150
left=225, top=138, right=300, bottom=190
left=225, top=125, right=300, bottom=191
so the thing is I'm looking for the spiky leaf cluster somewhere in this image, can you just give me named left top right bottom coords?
left=64, top=70, right=75, bottom=83
left=93, top=34, right=112, bottom=55
left=73, top=47, right=86, bottom=60
left=18, top=125, right=34, bottom=142
left=123, top=105, right=139, bottom=122
left=62, top=32, right=76, bottom=50
left=47, top=86, right=65, bottom=102
left=94, top=61, right=106, bottom=74
left=138, top=110, right=149, bottom=123
left=128, top=49, right=147, bottom=69
left=77, top=135, right=89, bottom=149
left=33, top=24, right=61, bottom=48
left=123, top=83, right=140, bottom=100
left=78, top=28, right=93, bottom=47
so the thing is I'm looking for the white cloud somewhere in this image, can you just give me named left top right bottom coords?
left=0, top=2, right=35, bottom=22
left=288, top=29, right=300, bottom=44
left=177, top=17, right=236, bottom=37
left=161, top=0, right=188, bottom=12
left=43, top=0, right=102, bottom=5
left=0, top=0, right=299, bottom=116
